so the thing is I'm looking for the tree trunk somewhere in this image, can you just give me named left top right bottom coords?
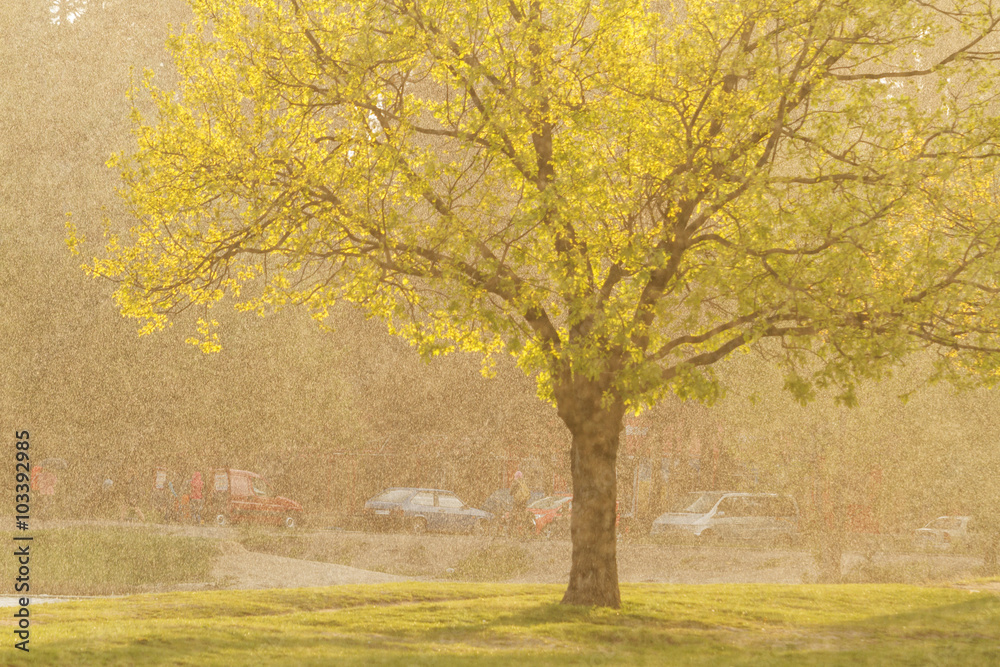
left=645, top=454, right=664, bottom=530
left=558, top=387, right=626, bottom=608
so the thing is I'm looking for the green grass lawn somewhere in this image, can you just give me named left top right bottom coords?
left=10, top=582, right=999, bottom=666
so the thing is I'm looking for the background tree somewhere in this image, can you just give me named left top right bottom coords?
left=720, top=355, right=1000, bottom=580
left=78, top=0, right=1000, bottom=607
left=0, top=0, right=557, bottom=524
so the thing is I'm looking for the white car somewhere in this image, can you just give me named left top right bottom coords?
left=912, top=516, right=973, bottom=551
left=651, top=491, right=800, bottom=545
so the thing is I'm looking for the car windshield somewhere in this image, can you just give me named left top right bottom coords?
left=668, top=492, right=725, bottom=514
left=437, top=494, right=466, bottom=509
left=370, top=488, right=414, bottom=504
left=251, top=477, right=270, bottom=497
left=529, top=496, right=572, bottom=510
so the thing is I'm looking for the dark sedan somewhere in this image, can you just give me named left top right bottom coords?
left=363, top=487, right=492, bottom=535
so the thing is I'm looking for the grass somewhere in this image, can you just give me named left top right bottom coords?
left=11, top=582, right=999, bottom=665
left=840, top=558, right=941, bottom=585
left=0, top=527, right=218, bottom=595
left=451, top=543, right=532, bottom=581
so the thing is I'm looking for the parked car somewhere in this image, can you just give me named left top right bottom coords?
left=651, top=491, right=800, bottom=545
left=912, top=516, right=975, bottom=551
left=529, top=494, right=573, bottom=537
left=363, top=487, right=492, bottom=535
left=525, top=495, right=621, bottom=538
left=207, top=468, right=303, bottom=529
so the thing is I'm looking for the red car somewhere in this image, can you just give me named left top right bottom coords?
left=528, top=494, right=573, bottom=537
left=207, top=469, right=303, bottom=529
left=528, top=494, right=621, bottom=538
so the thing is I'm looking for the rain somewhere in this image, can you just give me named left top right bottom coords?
left=3, top=0, right=1000, bottom=663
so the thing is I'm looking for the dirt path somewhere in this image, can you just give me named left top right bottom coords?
left=34, top=521, right=992, bottom=592
left=210, top=541, right=416, bottom=589
left=187, top=533, right=817, bottom=590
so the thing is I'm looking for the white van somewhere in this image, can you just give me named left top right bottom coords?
left=651, top=491, right=799, bottom=545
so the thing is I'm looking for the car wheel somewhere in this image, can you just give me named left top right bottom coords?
left=215, top=514, right=229, bottom=527
left=284, top=516, right=297, bottom=530
left=409, top=517, right=427, bottom=535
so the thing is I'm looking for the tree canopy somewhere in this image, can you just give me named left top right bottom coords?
left=79, top=0, right=1000, bottom=606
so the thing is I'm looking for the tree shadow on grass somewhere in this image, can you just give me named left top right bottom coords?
left=24, top=588, right=1000, bottom=666
left=726, top=595, right=1000, bottom=667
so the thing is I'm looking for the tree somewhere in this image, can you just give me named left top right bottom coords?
left=719, top=357, right=1000, bottom=580
left=75, top=0, right=1000, bottom=606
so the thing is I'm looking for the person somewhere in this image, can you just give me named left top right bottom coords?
left=165, top=478, right=179, bottom=523
left=177, top=479, right=192, bottom=523
left=190, top=471, right=204, bottom=525
left=510, top=471, right=531, bottom=536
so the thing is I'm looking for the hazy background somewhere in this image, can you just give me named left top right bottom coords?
left=3, top=0, right=1000, bottom=534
